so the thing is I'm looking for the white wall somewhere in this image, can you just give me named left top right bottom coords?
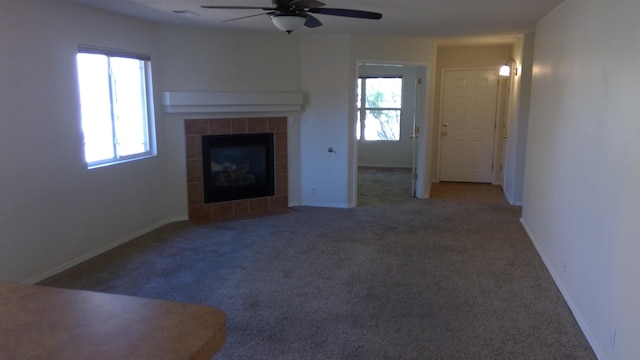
left=523, top=0, right=640, bottom=358
left=156, top=27, right=300, bottom=92
left=299, top=34, right=352, bottom=207
left=0, top=0, right=168, bottom=282
left=503, top=34, right=534, bottom=205
left=513, top=34, right=535, bottom=204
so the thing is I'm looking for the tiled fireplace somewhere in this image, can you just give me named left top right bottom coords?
left=185, top=117, right=288, bottom=223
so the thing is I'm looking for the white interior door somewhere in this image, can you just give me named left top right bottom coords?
left=439, top=69, right=498, bottom=183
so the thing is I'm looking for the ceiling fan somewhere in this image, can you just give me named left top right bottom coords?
left=201, top=0, right=382, bottom=34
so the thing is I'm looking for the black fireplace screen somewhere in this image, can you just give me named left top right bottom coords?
left=202, top=133, right=275, bottom=203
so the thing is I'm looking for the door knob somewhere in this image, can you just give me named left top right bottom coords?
left=442, top=131, right=448, bottom=136
left=443, top=122, right=449, bottom=127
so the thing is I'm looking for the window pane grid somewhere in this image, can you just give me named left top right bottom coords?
left=356, top=76, right=402, bottom=141
left=77, top=50, right=154, bottom=167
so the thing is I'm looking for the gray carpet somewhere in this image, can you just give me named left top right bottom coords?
left=357, top=166, right=413, bottom=206
left=40, top=169, right=596, bottom=359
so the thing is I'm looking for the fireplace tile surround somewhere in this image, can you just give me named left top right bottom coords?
left=185, top=117, right=288, bottom=223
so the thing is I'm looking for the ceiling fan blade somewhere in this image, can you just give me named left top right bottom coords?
left=201, top=5, right=274, bottom=10
left=221, top=12, right=274, bottom=23
left=303, top=14, right=322, bottom=28
left=290, top=0, right=326, bottom=9
left=308, top=8, right=382, bottom=20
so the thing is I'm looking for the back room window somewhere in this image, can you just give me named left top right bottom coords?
left=356, top=76, right=402, bottom=141
left=76, top=47, right=156, bottom=168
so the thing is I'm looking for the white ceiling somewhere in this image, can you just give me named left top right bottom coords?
left=69, top=0, right=563, bottom=42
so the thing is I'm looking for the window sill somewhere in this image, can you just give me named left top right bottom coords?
left=87, top=153, right=156, bottom=170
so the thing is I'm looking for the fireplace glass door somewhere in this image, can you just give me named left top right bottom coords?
left=202, top=133, right=275, bottom=203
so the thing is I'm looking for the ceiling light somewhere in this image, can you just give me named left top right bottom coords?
left=499, top=57, right=518, bottom=76
left=271, top=15, right=306, bottom=34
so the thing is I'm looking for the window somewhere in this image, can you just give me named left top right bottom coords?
left=356, top=76, right=402, bottom=141
left=76, top=47, right=155, bottom=168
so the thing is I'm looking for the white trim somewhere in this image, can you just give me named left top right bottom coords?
left=299, top=201, right=352, bottom=209
left=352, top=60, right=430, bottom=205
left=161, top=91, right=304, bottom=114
left=519, top=218, right=604, bottom=360
left=493, top=75, right=511, bottom=186
left=78, top=44, right=151, bottom=61
left=422, top=180, right=432, bottom=199
left=23, top=216, right=188, bottom=285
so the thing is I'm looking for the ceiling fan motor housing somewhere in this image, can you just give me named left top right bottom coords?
left=201, top=0, right=381, bottom=33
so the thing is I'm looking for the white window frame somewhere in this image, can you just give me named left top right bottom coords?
left=76, top=46, right=156, bottom=168
left=357, top=76, right=403, bottom=142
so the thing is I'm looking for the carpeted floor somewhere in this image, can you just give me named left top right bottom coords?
left=40, top=168, right=596, bottom=359
left=357, top=166, right=414, bottom=206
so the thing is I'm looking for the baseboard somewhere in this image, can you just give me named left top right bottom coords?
left=299, top=201, right=350, bottom=209
left=422, top=181, right=432, bottom=199
left=507, top=194, right=523, bottom=206
left=519, top=218, right=604, bottom=360
left=23, top=216, right=188, bottom=285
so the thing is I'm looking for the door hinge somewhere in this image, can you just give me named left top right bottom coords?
left=416, top=77, right=422, bottom=85
left=412, top=172, right=418, bottom=180
left=415, top=126, right=420, bottom=134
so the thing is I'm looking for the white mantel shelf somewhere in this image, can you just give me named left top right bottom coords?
left=161, top=91, right=305, bottom=114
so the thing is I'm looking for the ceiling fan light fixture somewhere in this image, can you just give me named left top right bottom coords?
left=270, top=14, right=306, bottom=33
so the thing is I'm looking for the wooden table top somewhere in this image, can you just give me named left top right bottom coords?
left=0, top=281, right=226, bottom=359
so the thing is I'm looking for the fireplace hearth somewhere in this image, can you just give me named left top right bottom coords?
left=185, top=117, right=288, bottom=223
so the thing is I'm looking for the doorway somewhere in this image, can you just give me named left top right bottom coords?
left=438, top=68, right=499, bottom=183
left=355, top=63, right=425, bottom=205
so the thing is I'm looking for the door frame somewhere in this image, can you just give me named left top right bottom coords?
left=494, top=75, right=512, bottom=186
left=351, top=60, right=429, bottom=206
left=436, top=66, right=502, bottom=184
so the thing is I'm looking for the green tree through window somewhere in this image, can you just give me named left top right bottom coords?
left=357, top=77, right=402, bottom=141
